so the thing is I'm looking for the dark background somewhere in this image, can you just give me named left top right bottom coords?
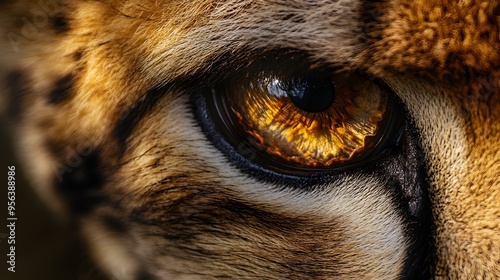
left=0, top=125, right=108, bottom=280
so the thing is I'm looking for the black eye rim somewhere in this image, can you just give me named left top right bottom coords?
left=191, top=70, right=406, bottom=183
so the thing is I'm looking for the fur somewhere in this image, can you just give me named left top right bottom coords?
left=1, top=0, right=499, bottom=279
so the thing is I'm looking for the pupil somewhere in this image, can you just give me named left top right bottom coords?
left=287, top=78, right=335, bottom=112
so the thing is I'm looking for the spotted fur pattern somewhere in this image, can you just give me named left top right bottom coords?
left=1, top=0, right=499, bottom=279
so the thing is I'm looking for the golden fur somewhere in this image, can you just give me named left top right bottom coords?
left=1, top=0, right=499, bottom=279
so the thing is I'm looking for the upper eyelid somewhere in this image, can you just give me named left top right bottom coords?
left=183, top=49, right=350, bottom=93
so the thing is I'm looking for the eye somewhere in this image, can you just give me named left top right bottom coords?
left=200, top=55, right=403, bottom=175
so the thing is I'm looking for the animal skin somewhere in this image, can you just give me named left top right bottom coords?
left=0, top=0, right=499, bottom=279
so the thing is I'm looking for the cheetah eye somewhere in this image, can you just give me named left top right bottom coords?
left=199, top=54, right=403, bottom=176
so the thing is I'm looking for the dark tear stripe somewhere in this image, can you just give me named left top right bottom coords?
left=5, top=70, right=30, bottom=122
left=48, top=74, right=74, bottom=104
left=376, top=121, right=434, bottom=280
left=55, top=149, right=105, bottom=214
left=114, top=85, right=166, bottom=157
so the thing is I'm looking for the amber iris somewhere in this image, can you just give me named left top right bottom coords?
left=219, top=72, right=389, bottom=168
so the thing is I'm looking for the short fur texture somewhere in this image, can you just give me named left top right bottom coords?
left=1, top=0, right=499, bottom=279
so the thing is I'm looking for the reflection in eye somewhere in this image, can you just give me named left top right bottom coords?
left=208, top=68, right=395, bottom=172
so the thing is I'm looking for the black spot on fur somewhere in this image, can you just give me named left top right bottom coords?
left=136, top=270, right=156, bottom=280
left=52, top=14, right=70, bottom=34
left=114, top=86, right=165, bottom=157
left=45, top=139, right=67, bottom=159
left=0, top=0, right=15, bottom=7
left=48, top=74, right=74, bottom=104
left=5, top=70, right=30, bottom=121
left=73, top=50, right=84, bottom=61
left=358, top=1, right=385, bottom=44
left=101, top=215, right=127, bottom=233
left=55, top=149, right=105, bottom=214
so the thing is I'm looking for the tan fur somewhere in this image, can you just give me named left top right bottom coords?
left=365, top=0, right=500, bottom=78
left=386, top=76, right=500, bottom=278
left=1, top=0, right=499, bottom=279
